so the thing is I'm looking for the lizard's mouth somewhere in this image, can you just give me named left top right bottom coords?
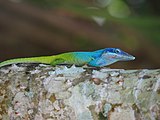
left=121, top=55, right=135, bottom=61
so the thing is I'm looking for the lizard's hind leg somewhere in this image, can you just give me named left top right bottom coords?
left=50, top=58, right=65, bottom=66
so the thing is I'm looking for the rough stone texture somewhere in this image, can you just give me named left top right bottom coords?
left=0, top=64, right=160, bottom=120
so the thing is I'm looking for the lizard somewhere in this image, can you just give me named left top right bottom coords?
left=0, top=48, right=135, bottom=68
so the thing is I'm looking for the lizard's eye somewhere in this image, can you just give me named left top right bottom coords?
left=114, top=49, right=121, bottom=54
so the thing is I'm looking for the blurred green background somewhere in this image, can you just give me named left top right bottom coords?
left=0, top=0, right=160, bottom=69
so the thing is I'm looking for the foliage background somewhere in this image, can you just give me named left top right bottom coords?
left=0, top=0, right=160, bottom=69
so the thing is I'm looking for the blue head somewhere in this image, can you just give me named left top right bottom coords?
left=102, top=48, right=135, bottom=61
left=89, top=48, right=135, bottom=67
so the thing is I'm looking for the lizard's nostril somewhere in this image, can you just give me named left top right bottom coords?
left=128, top=56, right=135, bottom=60
left=132, top=56, right=135, bottom=60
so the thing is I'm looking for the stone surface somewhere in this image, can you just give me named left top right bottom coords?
left=0, top=64, right=159, bottom=120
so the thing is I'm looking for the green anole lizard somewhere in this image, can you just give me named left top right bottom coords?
left=0, top=48, right=135, bottom=68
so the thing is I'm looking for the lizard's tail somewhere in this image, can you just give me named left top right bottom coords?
left=0, top=56, right=56, bottom=68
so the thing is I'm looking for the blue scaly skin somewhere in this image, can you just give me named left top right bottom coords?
left=0, top=48, right=135, bottom=68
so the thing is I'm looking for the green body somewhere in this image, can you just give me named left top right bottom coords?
left=0, top=52, right=92, bottom=68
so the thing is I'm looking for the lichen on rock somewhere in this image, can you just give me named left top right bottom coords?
left=0, top=64, right=159, bottom=120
